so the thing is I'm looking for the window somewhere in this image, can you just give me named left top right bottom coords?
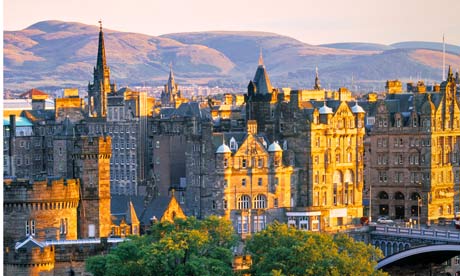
left=223, top=199, right=228, bottom=210
left=237, top=195, right=251, bottom=209
left=253, top=194, right=267, bottom=209
left=258, top=158, right=263, bottom=168
left=212, top=200, right=217, bottom=209
left=31, top=220, right=35, bottom=236
left=254, top=216, right=266, bottom=232
left=224, top=158, right=228, bottom=168
left=25, top=220, right=30, bottom=235
left=258, top=178, right=263, bottom=186
left=242, top=178, right=246, bottom=186
left=242, top=159, right=247, bottom=168
left=274, top=198, right=278, bottom=208
left=237, top=216, right=248, bottom=234
left=224, top=179, right=228, bottom=188
left=378, top=191, right=389, bottom=199
left=379, top=205, right=389, bottom=215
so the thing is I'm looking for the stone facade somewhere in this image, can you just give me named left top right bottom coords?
left=74, top=136, right=112, bottom=238
left=4, top=178, right=80, bottom=247
left=367, top=67, right=460, bottom=224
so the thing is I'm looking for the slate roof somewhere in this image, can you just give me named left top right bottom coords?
left=158, top=102, right=211, bottom=120
left=111, top=195, right=175, bottom=226
left=253, top=64, right=273, bottom=95
left=15, top=236, right=45, bottom=250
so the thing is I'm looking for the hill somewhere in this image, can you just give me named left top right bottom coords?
left=4, top=20, right=459, bottom=92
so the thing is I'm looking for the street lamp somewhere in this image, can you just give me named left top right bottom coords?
left=369, top=181, right=372, bottom=223
left=417, top=197, right=422, bottom=229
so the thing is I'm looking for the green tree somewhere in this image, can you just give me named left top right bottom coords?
left=245, top=223, right=387, bottom=276
left=86, top=216, right=238, bottom=276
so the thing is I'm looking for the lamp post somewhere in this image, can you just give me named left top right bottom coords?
left=418, top=197, right=422, bottom=229
left=369, top=180, right=372, bottom=223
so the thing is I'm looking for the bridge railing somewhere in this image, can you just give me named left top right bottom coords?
left=374, top=225, right=460, bottom=241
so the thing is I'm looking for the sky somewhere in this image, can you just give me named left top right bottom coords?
left=4, top=0, right=460, bottom=46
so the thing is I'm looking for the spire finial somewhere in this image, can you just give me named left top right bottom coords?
left=98, top=20, right=102, bottom=31
left=258, top=47, right=264, bottom=66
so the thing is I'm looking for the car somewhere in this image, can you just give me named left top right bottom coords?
left=377, top=216, right=394, bottom=224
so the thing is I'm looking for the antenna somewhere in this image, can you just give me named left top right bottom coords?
left=443, top=34, right=446, bottom=81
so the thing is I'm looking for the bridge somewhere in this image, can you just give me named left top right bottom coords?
left=367, top=225, right=460, bottom=274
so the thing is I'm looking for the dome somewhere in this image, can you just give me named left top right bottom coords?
left=216, top=143, right=232, bottom=154
left=351, top=102, right=365, bottom=113
left=319, top=103, right=333, bottom=114
left=268, top=141, right=283, bottom=152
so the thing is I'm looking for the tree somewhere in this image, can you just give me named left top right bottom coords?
left=86, top=216, right=238, bottom=276
left=245, top=223, right=387, bottom=276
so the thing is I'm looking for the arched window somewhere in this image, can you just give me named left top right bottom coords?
left=410, top=192, right=421, bottom=200
left=253, top=195, right=267, bottom=209
left=394, top=192, right=405, bottom=200
left=229, top=137, right=238, bottom=151
left=378, top=191, right=389, bottom=199
left=238, top=195, right=251, bottom=209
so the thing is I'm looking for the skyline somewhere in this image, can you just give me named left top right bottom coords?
left=4, top=0, right=460, bottom=46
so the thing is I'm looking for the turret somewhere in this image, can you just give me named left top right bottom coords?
left=268, top=141, right=283, bottom=167
left=351, top=101, right=366, bottom=128
left=319, top=102, right=333, bottom=124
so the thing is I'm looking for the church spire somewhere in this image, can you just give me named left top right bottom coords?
left=96, top=20, right=108, bottom=74
left=87, top=20, right=112, bottom=117
left=258, top=47, right=264, bottom=66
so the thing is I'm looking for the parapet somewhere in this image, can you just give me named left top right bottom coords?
left=4, top=178, right=80, bottom=203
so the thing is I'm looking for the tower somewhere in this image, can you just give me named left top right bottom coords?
left=245, top=51, right=278, bottom=138
left=87, top=21, right=115, bottom=117
left=161, top=65, right=182, bottom=107
left=74, top=136, right=112, bottom=238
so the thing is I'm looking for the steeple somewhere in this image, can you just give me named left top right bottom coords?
left=87, top=20, right=113, bottom=117
left=258, top=47, right=264, bottom=66
left=96, top=20, right=108, bottom=76
left=161, top=63, right=181, bottom=107
left=253, top=51, right=273, bottom=95
left=314, top=66, right=321, bottom=90
left=167, top=63, right=176, bottom=92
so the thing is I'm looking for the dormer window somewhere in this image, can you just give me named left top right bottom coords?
left=229, top=137, right=238, bottom=151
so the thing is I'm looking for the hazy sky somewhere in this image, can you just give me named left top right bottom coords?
left=4, top=0, right=460, bottom=45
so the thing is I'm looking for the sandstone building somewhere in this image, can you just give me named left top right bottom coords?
left=367, top=67, right=460, bottom=224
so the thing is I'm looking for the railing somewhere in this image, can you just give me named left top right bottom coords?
left=373, top=225, right=460, bottom=241
left=44, top=237, right=125, bottom=246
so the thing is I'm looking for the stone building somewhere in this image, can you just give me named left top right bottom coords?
left=367, top=67, right=460, bottom=224
left=4, top=178, right=80, bottom=246
left=276, top=96, right=366, bottom=230
left=215, top=121, right=295, bottom=237
left=151, top=102, right=212, bottom=200
left=160, top=66, right=186, bottom=108
left=81, top=23, right=154, bottom=195
left=241, top=56, right=366, bottom=231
